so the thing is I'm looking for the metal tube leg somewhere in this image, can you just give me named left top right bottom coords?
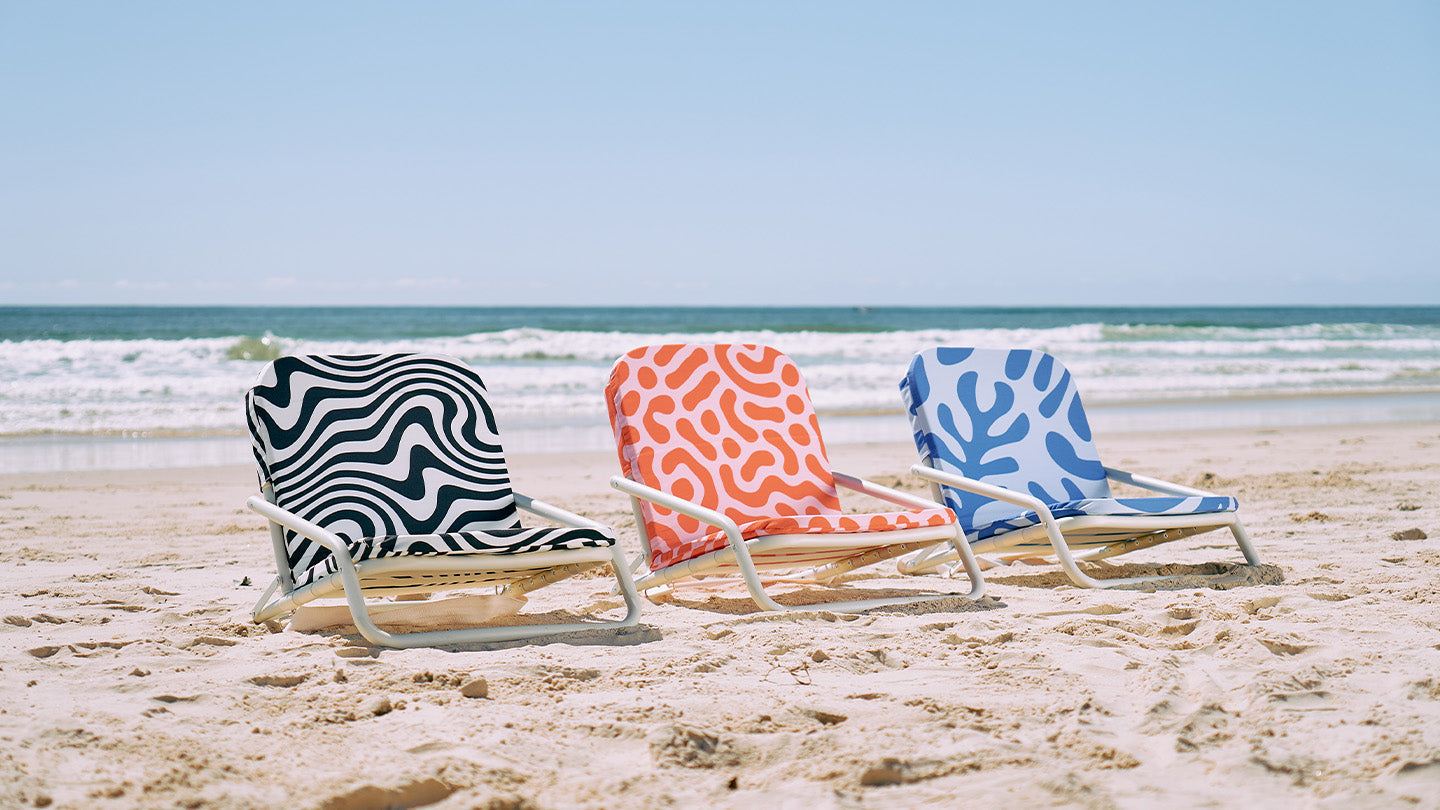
left=945, top=527, right=986, bottom=599
left=1231, top=517, right=1262, bottom=566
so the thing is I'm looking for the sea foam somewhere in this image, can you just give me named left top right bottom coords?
left=3, top=322, right=1439, bottom=437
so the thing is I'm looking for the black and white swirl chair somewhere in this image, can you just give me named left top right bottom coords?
left=245, top=353, right=641, bottom=647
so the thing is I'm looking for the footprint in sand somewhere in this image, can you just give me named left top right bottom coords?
left=1257, top=637, right=1314, bottom=656
left=1175, top=703, right=1232, bottom=752
left=247, top=674, right=309, bottom=688
left=649, top=724, right=748, bottom=769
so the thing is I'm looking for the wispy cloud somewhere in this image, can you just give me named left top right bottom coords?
left=113, top=279, right=172, bottom=291
left=390, top=277, right=463, bottom=290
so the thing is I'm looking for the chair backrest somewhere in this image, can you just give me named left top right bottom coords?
left=606, top=344, right=842, bottom=565
left=246, top=353, right=521, bottom=583
left=900, top=347, right=1111, bottom=529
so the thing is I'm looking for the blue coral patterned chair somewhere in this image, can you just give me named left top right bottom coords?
left=245, top=353, right=642, bottom=647
left=898, top=347, right=1261, bottom=588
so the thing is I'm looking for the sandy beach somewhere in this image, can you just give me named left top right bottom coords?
left=2, top=420, right=1438, bottom=808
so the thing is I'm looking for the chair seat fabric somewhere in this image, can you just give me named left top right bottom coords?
left=294, top=526, right=614, bottom=588
left=970, top=495, right=1238, bottom=542
left=661, top=507, right=955, bottom=570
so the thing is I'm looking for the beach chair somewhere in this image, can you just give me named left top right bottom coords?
left=245, top=352, right=642, bottom=648
left=605, top=343, right=983, bottom=612
left=898, top=347, right=1261, bottom=588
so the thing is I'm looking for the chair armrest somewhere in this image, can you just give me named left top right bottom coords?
left=513, top=491, right=611, bottom=533
left=1103, top=467, right=1214, bottom=497
left=832, top=470, right=947, bottom=511
left=609, top=476, right=743, bottom=538
left=610, top=475, right=796, bottom=606
left=246, top=496, right=354, bottom=560
left=907, top=464, right=1053, bottom=516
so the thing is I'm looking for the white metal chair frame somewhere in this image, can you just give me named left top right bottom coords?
left=900, top=463, right=1262, bottom=589
left=612, top=470, right=984, bottom=613
left=250, top=487, right=643, bottom=648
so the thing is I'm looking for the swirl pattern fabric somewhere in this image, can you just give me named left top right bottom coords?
left=607, top=344, right=953, bottom=570
left=900, top=347, right=1236, bottom=541
left=246, top=353, right=612, bottom=587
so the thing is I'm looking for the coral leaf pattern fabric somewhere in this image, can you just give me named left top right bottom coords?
left=607, top=344, right=953, bottom=569
left=901, top=348, right=1237, bottom=542
left=246, top=354, right=612, bottom=588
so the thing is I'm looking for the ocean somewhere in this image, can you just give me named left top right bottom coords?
left=3, top=305, right=1439, bottom=472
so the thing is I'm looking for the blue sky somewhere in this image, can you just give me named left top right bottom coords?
left=2, top=2, right=1437, bottom=306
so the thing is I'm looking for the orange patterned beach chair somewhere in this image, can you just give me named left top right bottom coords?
left=605, top=343, right=983, bottom=612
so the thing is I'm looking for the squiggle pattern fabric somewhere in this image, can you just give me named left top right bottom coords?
left=607, top=344, right=953, bottom=570
left=900, top=348, right=1236, bottom=543
left=247, top=353, right=612, bottom=588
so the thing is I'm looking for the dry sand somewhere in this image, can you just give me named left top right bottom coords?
left=2, top=421, right=1438, bottom=809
